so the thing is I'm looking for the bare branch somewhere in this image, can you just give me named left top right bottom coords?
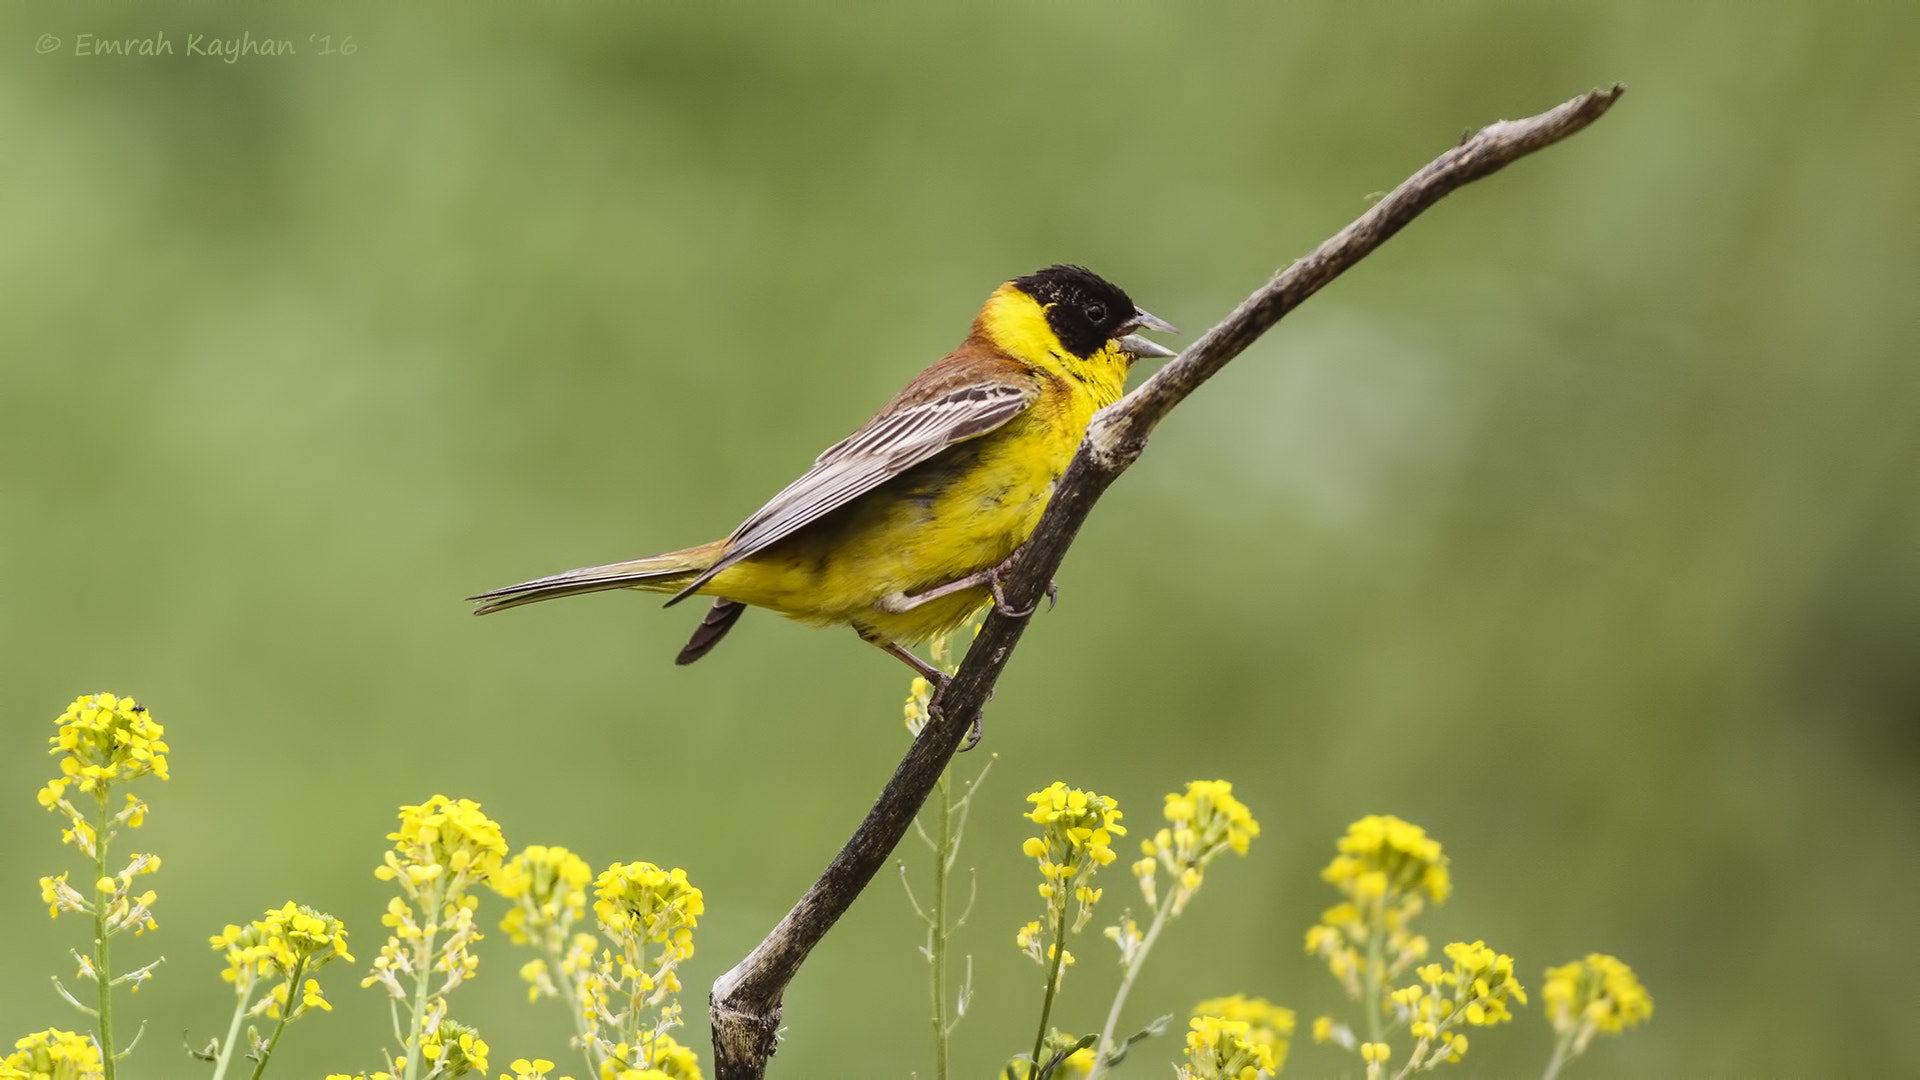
left=709, top=84, right=1624, bottom=1079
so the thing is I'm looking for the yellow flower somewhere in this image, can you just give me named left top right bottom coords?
left=1164, top=781, right=1260, bottom=855
left=1305, top=816, right=1446, bottom=996
left=419, top=1020, right=488, bottom=1077
left=1, top=1028, right=105, bottom=1079
left=1441, top=940, right=1526, bottom=1026
left=643, top=1033, right=703, bottom=1079
left=44, top=693, right=171, bottom=795
left=1016, top=920, right=1044, bottom=957
left=494, top=845, right=593, bottom=945
left=1136, top=781, right=1259, bottom=916
left=211, top=902, right=353, bottom=991
left=1180, top=1016, right=1276, bottom=1080
left=378, top=796, right=508, bottom=887
left=37, top=872, right=86, bottom=920
left=1020, top=783, right=1124, bottom=940
left=903, top=676, right=935, bottom=736
left=1373, top=939, right=1525, bottom=1071
left=1192, top=995, right=1294, bottom=1073
left=1543, top=953, right=1653, bottom=1043
left=1026, top=783, right=1126, bottom=860
left=363, top=796, right=502, bottom=1009
left=594, top=863, right=704, bottom=961
left=1010, top=1030, right=1096, bottom=1080
left=504, top=1060, right=582, bottom=1080
left=1322, top=815, right=1448, bottom=904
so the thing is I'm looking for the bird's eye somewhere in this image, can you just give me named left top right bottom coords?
left=1084, top=302, right=1107, bottom=324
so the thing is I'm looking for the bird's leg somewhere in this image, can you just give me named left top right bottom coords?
left=879, top=640, right=950, bottom=688
left=878, top=554, right=1059, bottom=619
left=871, top=638, right=984, bottom=751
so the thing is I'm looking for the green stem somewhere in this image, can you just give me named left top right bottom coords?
left=245, top=958, right=307, bottom=1080
left=207, top=983, right=254, bottom=1080
left=930, top=766, right=953, bottom=1080
left=1539, top=1020, right=1585, bottom=1080
left=401, top=880, right=444, bottom=1080
left=1084, top=887, right=1178, bottom=1080
left=1364, top=896, right=1387, bottom=1048
left=540, top=927, right=599, bottom=1077
left=1025, top=896, right=1072, bottom=1080
left=92, top=792, right=116, bottom=1079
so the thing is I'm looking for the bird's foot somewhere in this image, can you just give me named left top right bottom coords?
left=927, top=682, right=987, bottom=751
left=986, top=565, right=1058, bottom=618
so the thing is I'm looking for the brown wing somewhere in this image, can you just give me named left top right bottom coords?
left=668, top=352, right=1038, bottom=603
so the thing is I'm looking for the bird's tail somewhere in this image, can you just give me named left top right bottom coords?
left=469, top=540, right=727, bottom=615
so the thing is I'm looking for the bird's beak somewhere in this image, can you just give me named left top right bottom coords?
left=1124, top=308, right=1179, bottom=336
left=1119, top=334, right=1178, bottom=360
left=1117, top=307, right=1179, bottom=360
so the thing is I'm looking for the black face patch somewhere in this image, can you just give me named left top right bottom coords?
left=1012, top=265, right=1138, bottom=359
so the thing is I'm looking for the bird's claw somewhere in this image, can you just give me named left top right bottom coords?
left=928, top=681, right=987, bottom=751
left=988, top=569, right=1059, bottom=619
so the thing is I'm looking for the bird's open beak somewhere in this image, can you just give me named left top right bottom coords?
left=1117, top=307, right=1179, bottom=360
left=1125, top=308, right=1179, bottom=335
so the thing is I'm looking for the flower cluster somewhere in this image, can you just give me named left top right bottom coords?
left=577, top=862, right=706, bottom=1079
left=1542, top=953, right=1652, bottom=1055
left=210, top=902, right=354, bottom=1020
left=591, top=862, right=703, bottom=993
left=39, top=692, right=171, bottom=802
left=363, top=796, right=507, bottom=1002
left=609, top=1031, right=702, bottom=1079
left=419, top=1019, right=490, bottom=1077
left=377, top=796, right=509, bottom=897
left=492, top=845, right=596, bottom=1006
left=354, top=796, right=505, bottom=1080
left=1010, top=785, right=1124, bottom=1080
left=1132, top=781, right=1259, bottom=917
left=1021, top=783, right=1125, bottom=944
left=1178, top=1016, right=1276, bottom=1080
left=36, top=694, right=169, bottom=943
left=1324, top=815, right=1450, bottom=902
left=30, top=691, right=170, bottom=1062
left=2, top=1028, right=105, bottom=1079
left=1384, top=940, right=1527, bottom=1072
left=1191, top=996, right=1293, bottom=1075
left=1304, top=815, right=1447, bottom=999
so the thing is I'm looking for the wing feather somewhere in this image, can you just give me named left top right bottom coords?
left=668, top=378, right=1034, bottom=602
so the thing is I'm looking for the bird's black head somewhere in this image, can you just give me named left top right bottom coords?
left=1013, top=265, right=1141, bottom=359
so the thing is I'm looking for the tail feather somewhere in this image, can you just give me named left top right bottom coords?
left=675, top=598, right=747, bottom=665
left=469, top=541, right=725, bottom=616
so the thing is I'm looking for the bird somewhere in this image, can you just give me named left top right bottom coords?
left=470, top=264, right=1177, bottom=695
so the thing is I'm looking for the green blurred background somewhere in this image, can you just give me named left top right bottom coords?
left=3, top=1, right=1915, bottom=1076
